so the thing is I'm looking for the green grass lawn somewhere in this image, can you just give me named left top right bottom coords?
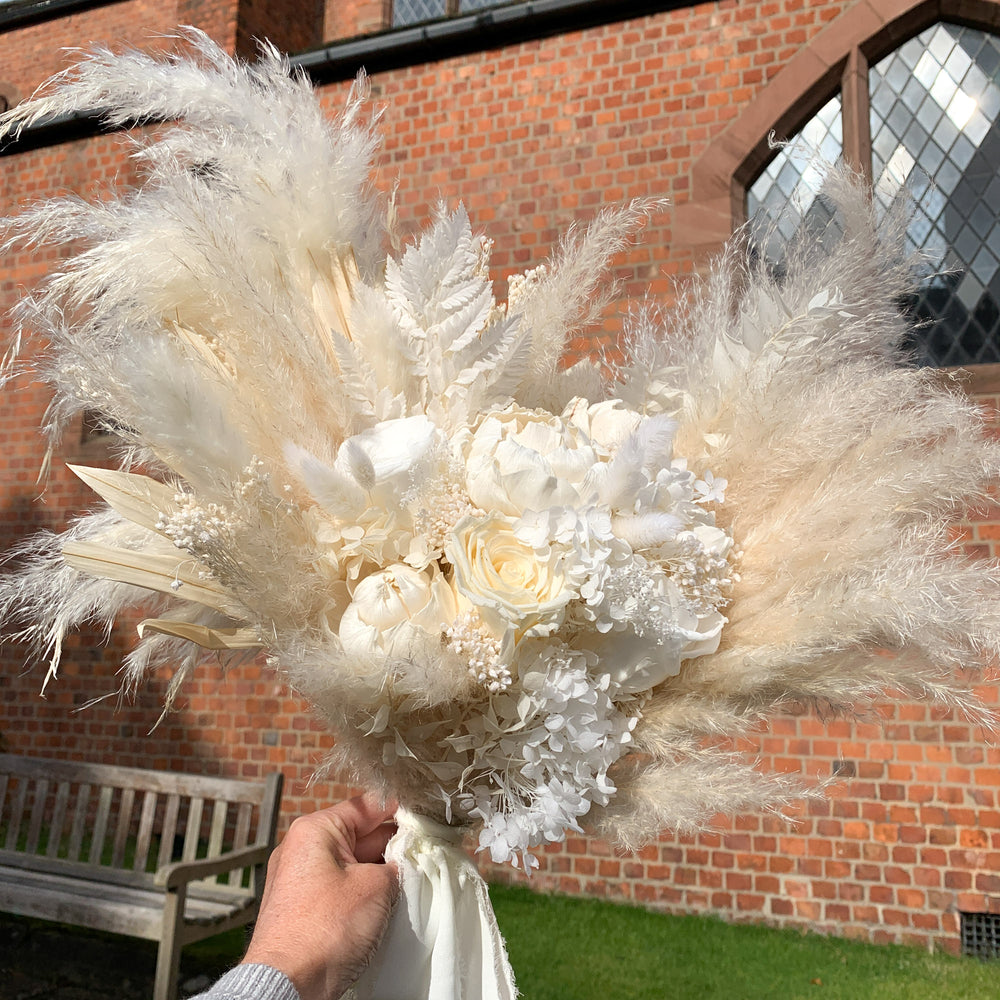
left=5, top=882, right=997, bottom=999
left=489, top=884, right=1000, bottom=1000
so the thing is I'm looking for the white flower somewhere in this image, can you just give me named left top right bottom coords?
left=332, top=415, right=439, bottom=508
left=451, top=644, right=638, bottom=868
left=687, top=522, right=732, bottom=556
left=573, top=563, right=726, bottom=694
left=459, top=404, right=599, bottom=516
left=446, top=512, right=578, bottom=639
left=658, top=522, right=736, bottom=616
left=339, top=563, right=457, bottom=657
left=562, top=397, right=643, bottom=458
left=694, top=470, right=727, bottom=505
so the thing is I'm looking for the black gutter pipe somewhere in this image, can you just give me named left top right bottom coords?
left=0, top=0, right=130, bottom=32
left=293, top=0, right=692, bottom=82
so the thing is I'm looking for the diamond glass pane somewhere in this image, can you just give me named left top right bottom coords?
left=393, top=0, right=517, bottom=22
left=392, top=0, right=447, bottom=26
left=870, top=23, right=1000, bottom=365
left=746, top=96, right=844, bottom=267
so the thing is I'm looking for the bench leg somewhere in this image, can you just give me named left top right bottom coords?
left=155, top=889, right=185, bottom=1000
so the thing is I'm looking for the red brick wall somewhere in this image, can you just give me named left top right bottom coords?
left=2, top=0, right=1000, bottom=955
left=483, top=692, right=1000, bottom=952
left=323, top=0, right=387, bottom=41
left=1, top=1, right=234, bottom=102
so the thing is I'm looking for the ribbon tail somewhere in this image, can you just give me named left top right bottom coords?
left=350, top=808, right=518, bottom=1000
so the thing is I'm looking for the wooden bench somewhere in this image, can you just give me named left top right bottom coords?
left=0, top=753, right=283, bottom=1000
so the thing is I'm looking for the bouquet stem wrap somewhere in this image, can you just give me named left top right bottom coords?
left=351, top=808, right=517, bottom=1000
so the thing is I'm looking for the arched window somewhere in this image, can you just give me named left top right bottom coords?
left=748, top=23, right=1000, bottom=367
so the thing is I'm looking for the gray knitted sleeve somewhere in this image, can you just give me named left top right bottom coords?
left=188, top=964, right=301, bottom=1000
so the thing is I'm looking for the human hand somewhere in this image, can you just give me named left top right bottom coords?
left=242, top=795, right=400, bottom=1000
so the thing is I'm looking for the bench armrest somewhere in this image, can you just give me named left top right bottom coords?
left=154, top=844, right=272, bottom=889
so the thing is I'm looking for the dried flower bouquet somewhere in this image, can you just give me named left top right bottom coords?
left=2, top=33, right=999, bottom=881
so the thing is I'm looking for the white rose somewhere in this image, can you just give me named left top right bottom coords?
left=339, top=563, right=457, bottom=657
left=459, top=404, right=598, bottom=516
left=446, top=512, right=577, bottom=639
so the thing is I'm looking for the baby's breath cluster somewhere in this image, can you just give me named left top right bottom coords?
left=445, top=610, right=509, bottom=693
left=414, top=481, right=485, bottom=558
left=157, top=494, right=234, bottom=566
left=664, top=533, right=740, bottom=617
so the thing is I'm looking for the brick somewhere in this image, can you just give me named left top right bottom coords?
left=945, top=871, right=973, bottom=890
left=873, top=823, right=899, bottom=843
left=960, top=829, right=990, bottom=849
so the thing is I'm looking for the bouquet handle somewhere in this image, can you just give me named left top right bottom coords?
left=349, top=807, right=518, bottom=1000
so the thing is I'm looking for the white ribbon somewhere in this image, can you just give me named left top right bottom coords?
left=349, top=807, right=518, bottom=1000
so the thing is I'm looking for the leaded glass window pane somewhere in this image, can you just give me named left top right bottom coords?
left=393, top=0, right=447, bottom=26
left=870, top=23, right=1000, bottom=365
left=393, top=0, right=519, bottom=26
left=746, top=96, right=844, bottom=267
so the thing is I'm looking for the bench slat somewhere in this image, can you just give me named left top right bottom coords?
left=207, top=800, right=227, bottom=883
left=183, top=798, right=204, bottom=863
left=45, top=781, right=72, bottom=859
left=0, top=872, right=166, bottom=941
left=0, top=849, right=157, bottom=888
left=0, top=867, right=254, bottom=937
left=4, top=777, right=27, bottom=851
left=111, top=787, right=136, bottom=868
left=0, top=754, right=269, bottom=805
left=234, top=802, right=252, bottom=850
left=67, top=783, right=91, bottom=862
left=0, top=863, right=252, bottom=910
left=25, top=778, right=48, bottom=854
left=134, top=790, right=158, bottom=872
left=89, top=785, right=114, bottom=865
left=0, top=848, right=258, bottom=900
left=158, top=793, right=181, bottom=871
left=232, top=801, right=253, bottom=888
